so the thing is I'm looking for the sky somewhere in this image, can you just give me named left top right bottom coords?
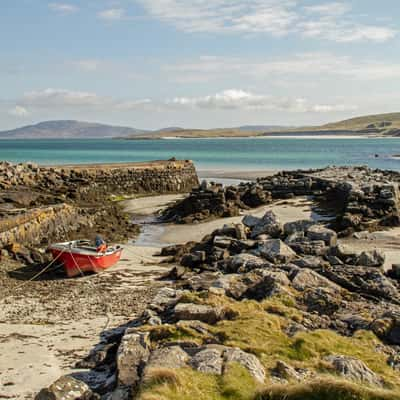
left=0, top=0, right=399, bottom=130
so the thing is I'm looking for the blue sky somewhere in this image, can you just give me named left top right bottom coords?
left=1, top=0, right=399, bottom=130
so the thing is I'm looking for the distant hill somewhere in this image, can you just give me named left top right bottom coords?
left=0, top=120, right=147, bottom=139
left=2, top=113, right=400, bottom=139
left=263, top=112, right=400, bottom=136
left=319, top=112, right=400, bottom=134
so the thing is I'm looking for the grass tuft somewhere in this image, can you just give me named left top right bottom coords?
left=257, top=378, right=398, bottom=400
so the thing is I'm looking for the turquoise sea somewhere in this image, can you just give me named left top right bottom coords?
left=0, top=138, right=400, bottom=171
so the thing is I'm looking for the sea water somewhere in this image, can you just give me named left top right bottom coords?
left=0, top=137, right=399, bottom=171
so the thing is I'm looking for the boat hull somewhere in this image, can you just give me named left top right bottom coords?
left=50, top=245, right=122, bottom=278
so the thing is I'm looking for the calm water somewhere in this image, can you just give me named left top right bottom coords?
left=0, top=138, right=400, bottom=171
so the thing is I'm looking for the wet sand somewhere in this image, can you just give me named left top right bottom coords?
left=198, top=169, right=276, bottom=181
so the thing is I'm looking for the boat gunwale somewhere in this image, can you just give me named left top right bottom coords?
left=49, top=241, right=122, bottom=257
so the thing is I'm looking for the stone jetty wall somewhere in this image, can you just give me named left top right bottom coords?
left=0, top=159, right=199, bottom=249
left=0, top=159, right=199, bottom=199
left=0, top=204, right=86, bottom=247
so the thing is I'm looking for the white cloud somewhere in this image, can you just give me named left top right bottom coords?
left=19, top=88, right=152, bottom=111
left=137, top=0, right=397, bottom=42
left=22, top=88, right=111, bottom=107
left=138, top=0, right=297, bottom=35
left=13, top=87, right=356, bottom=115
left=165, top=53, right=400, bottom=82
left=8, top=105, right=30, bottom=117
left=48, top=3, right=78, bottom=14
left=97, top=8, right=125, bottom=20
left=167, top=89, right=357, bottom=113
left=305, top=2, right=350, bottom=16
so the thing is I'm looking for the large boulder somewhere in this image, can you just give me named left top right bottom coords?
left=224, top=253, right=271, bottom=273
left=173, top=303, right=226, bottom=324
left=258, top=239, right=297, bottom=263
left=143, top=346, right=190, bottom=378
left=211, top=269, right=290, bottom=301
left=117, top=330, right=150, bottom=387
left=324, top=355, right=383, bottom=386
left=371, top=315, right=400, bottom=345
left=189, top=347, right=224, bottom=374
left=356, top=250, right=385, bottom=267
left=306, top=225, right=337, bottom=246
left=35, top=376, right=97, bottom=400
left=319, top=265, right=400, bottom=303
left=291, top=269, right=341, bottom=293
left=189, top=345, right=265, bottom=382
left=148, top=288, right=183, bottom=314
left=224, top=347, right=265, bottom=383
left=283, top=219, right=316, bottom=236
left=250, top=211, right=282, bottom=239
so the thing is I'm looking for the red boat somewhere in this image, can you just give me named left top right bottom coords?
left=49, top=240, right=123, bottom=278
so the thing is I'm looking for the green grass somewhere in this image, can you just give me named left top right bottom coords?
left=139, top=292, right=400, bottom=399
left=139, top=364, right=260, bottom=400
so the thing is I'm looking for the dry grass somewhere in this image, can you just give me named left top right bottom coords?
left=257, top=377, right=399, bottom=400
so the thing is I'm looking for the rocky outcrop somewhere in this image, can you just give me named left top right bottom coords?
left=162, top=180, right=271, bottom=223
left=163, top=166, right=400, bottom=234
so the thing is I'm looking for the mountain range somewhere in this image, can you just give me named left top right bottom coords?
left=1, top=113, right=399, bottom=139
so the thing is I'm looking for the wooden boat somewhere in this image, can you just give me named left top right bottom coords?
left=48, top=240, right=123, bottom=277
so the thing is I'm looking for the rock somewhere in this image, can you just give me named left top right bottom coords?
left=283, top=219, right=316, bottom=236
left=306, top=225, right=337, bottom=246
left=224, top=347, right=265, bottom=383
left=213, top=236, right=234, bottom=249
left=189, top=347, right=224, bottom=374
left=185, top=271, right=221, bottom=291
left=387, top=264, right=400, bottom=280
left=211, top=269, right=289, bottom=301
left=324, top=355, right=383, bottom=386
left=149, top=288, right=183, bottom=314
left=144, top=346, right=189, bottom=373
left=330, top=244, right=360, bottom=263
left=250, top=211, right=282, bottom=239
left=271, top=360, right=302, bottom=381
left=293, top=256, right=326, bottom=269
left=242, top=215, right=262, bottom=228
left=103, top=387, right=130, bottom=400
left=325, top=255, right=343, bottom=266
left=35, top=376, right=97, bottom=400
left=211, top=274, right=250, bottom=300
left=189, top=345, right=265, bottom=382
left=319, top=265, right=400, bottom=303
left=225, top=253, right=270, bottom=273
left=173, top=303, right=226, bottom=324
left=303, top=287, right=341, bottom=315
left=357, top=250, right=385, bottom=267
left=371, top=315, right=400, bottom=345
left=117, top=330, right=150, bottom=387
left=6, top=242, right=34, bottom=264
left=258, top=239, right=296, bottom=263
left=291, top=269, right=341, bottom=293
left=181, top=251, right=206, bottom=268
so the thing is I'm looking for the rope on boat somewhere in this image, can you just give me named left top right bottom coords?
left=0, top=247, right=67, bottom=303
left=68, top=249, right=85, bottom=278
